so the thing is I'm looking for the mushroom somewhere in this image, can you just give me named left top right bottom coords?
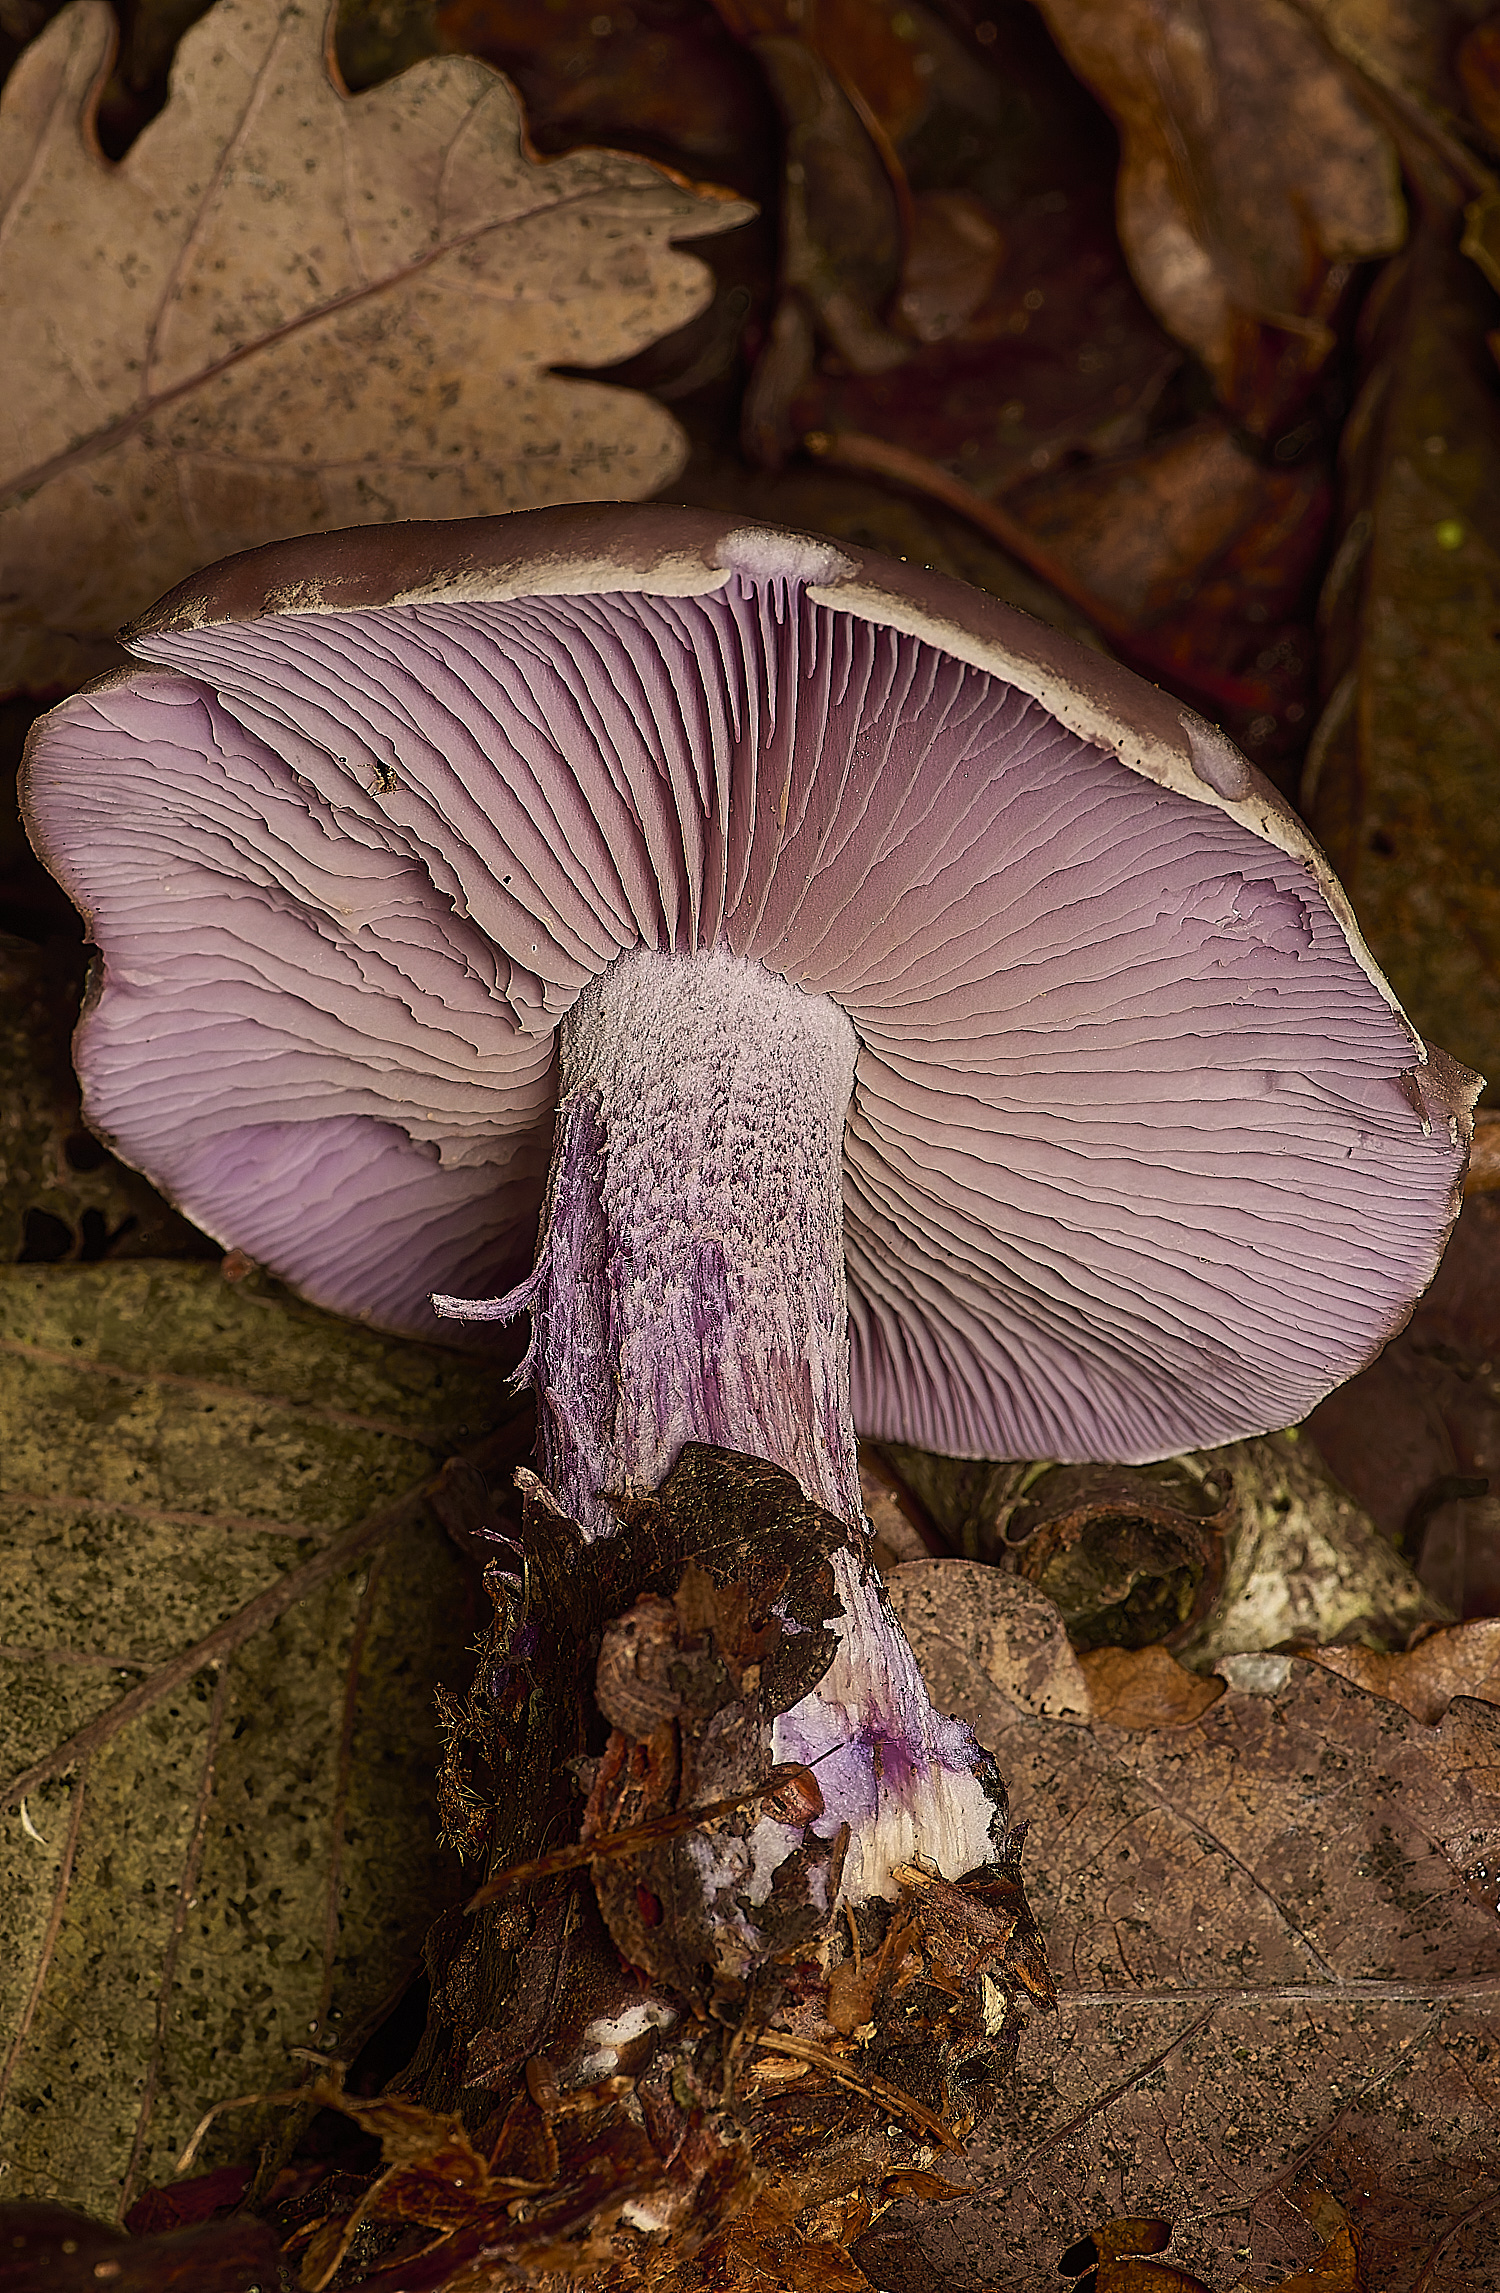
left=21, top=504, right=1481, bottom=1920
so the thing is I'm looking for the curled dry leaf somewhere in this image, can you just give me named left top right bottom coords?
left=1459, top=12, right=1500, bottom=148
left=1291, top=0, right=1490, bottom=135
left=1031, top=0, right=1405, bottom=431
left=432, top=0, right=779, bottom=204
left=987, top=1458, right=1232, bottom=1655
left=1293, top=1618, right=1500, bottom=1726
left=1171, top=1432, right=1449, bottom=1665
left=0, top=1260, right=521, bottom=2218
left=879, top=1435, right=1442, bottom=1669
left=1466, top=1108, right=1500, bottom=1191
left=0, top=0, right=750, bottom=696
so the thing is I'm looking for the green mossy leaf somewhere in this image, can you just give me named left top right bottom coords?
left=0, top=1260, right=518, bottom=2219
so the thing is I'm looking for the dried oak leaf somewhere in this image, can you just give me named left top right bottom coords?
left=0, top=0, right=750, bottom=696
left=1031, top=0, right=1405, bottom=431
left=853, top=1561, right=1500, bottom=2293
left=884, top=1559, right=1093, bottom=1725
left=0, top=1259, right=524, bottom=2219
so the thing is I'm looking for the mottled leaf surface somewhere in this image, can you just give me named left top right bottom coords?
left=0, top=0, right=748, bottom=695
left=0, top=1261, right=516, bottom=2218
left=863, top=1568, right=1500, bottom=2293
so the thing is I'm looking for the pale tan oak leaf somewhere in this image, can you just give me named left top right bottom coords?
left=0, top=0, right=751, bottom=695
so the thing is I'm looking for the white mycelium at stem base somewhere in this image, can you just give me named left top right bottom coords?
left=441, top=945, right=1002, bottom=1904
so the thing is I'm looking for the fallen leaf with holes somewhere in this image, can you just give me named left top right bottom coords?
left=0, top=1259, right=520, bottom=2217
left=1031, top=0, right=1404, bottom=433
left=0, top=0, right=748, bottom=695
left=849, top=1623, right=1500, bottom=2292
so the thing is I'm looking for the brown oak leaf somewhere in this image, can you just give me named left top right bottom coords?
left=0, top=0, right=750, bottom=696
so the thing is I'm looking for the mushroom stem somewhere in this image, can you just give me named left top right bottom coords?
left=539, top=946, right=863, bottom=1533
left=489, top=946, right=1005, bottom=1903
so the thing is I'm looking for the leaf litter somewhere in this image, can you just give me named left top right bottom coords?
left=1307, top=1187, right=1500, bottom=1620
left=56, top=1529, right=1496, bottom=2291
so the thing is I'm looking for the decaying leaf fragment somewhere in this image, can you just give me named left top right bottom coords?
left=1074, top=1643, right=1225, bottom=1730
left=1032, top=0, right=1405, bottom=430
left=878, top=1433, right=1445, bottom=1669
left=1304, top=1192, right=1500, bottom=1620
left=0, top=0, right=749, bottom=695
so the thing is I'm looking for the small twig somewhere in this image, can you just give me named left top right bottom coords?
left=174, top=2082, right=317, bottom=2176
left=750, top=2032, right=962, bottom=2152
left=465, top=1763, right=821, bottom=1911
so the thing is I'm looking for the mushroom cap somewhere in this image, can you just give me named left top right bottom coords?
left=21, top=506, right=1481, bottom=1464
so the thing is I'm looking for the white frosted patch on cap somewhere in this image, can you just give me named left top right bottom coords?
left=1182, top=711, right=1254, bottom=801
left=713, top=526, right=856, bottom=586
left=389, top=550, right=729, bottom=607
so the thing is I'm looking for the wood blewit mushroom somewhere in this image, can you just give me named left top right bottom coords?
left=21, top=505, right=1482, bottom=1931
